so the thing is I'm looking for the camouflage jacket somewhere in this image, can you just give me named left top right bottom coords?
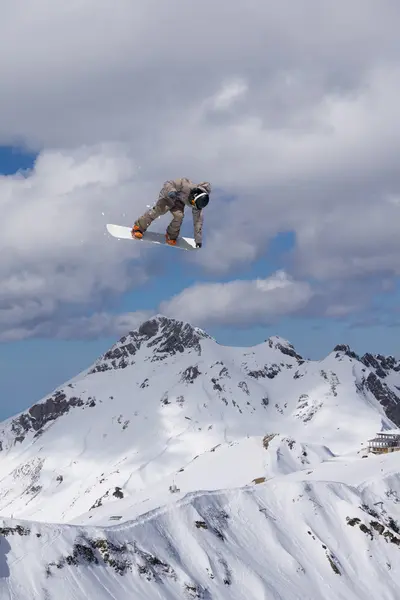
left=159, top=178, right=211, bottom=244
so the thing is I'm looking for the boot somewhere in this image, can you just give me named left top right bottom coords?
left=165, top=233, right=177, bottom=246
left=132, top=224, right=143, bottom=239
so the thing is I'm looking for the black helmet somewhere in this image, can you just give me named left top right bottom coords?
left=190, top=186, right=210, bottom=210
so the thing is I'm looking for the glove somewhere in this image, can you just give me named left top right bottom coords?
left=196, top=242, right=202, bottom=248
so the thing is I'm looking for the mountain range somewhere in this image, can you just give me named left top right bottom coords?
left=0, top=314, right=399, bottom=599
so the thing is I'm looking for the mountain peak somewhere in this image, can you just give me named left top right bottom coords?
left=266, top=335, right=303, bottom=361
left=334, top=345, right=400, bottom=372
left=89, top=314, right=213, bottom=373
left=2, top=310, right=400, bottom=600
left=333, top=344, right=360, bottom=360
left=361, top=352, right=400, bottom=378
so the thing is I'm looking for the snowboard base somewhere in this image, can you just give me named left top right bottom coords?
left=106, top=224, right=198, bottom=251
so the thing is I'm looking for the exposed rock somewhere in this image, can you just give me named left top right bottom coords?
left=370, top=521, right=385, bottom=535
left=90, top=315, right=211, bottom=373
left=364, top=372, right=400, bottom=426
left=133, top=541, right=177, bottom=582
left=113, top=487, right=124, bottom=499
left=0, top=525, right=30, bottom=537
left=138, top=318, right=159, bottom=338
left=211, top=378, right=223, bottom=392
left=90, top=490, right=109, bottom=511
left=218, top=365, right=230, bottom=378
left=248, top=364, right=281, bottom=380
left=333, top=345, right=360, bottom=361
left=161, top=392, right=170, bottom=405
left=362, top=353, right=400, bottom=378
left=47, top=536, right=132, bottom=576
left=326, top=551, right=341, bottom=575
left=89, top=340, right=140, bottom=373
left=8, top=392, right=84, bottom=445
left=147, top=316, right=211, bottom=357
left=181, top=365, right=201, bottom=384
left=267, top=336, right=303, bottom=361
left=238, top=381, right=250, bottom=395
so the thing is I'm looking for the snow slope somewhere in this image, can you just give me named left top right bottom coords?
left=1, top=453, right=400, bottom=600
left=0, top=314, right=399, bottom=599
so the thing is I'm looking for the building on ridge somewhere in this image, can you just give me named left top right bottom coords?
left=367, top=430, right=400, bottom=454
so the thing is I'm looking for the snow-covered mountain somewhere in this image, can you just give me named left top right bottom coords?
left=0, top=314, right=399, bottom=599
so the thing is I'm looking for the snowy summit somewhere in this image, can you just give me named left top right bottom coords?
left=0, top=314, right=400, bottom=599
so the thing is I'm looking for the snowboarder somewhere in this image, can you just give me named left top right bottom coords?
left=131, top=178, right=211, bottom=247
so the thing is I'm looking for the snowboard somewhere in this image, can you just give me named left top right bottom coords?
left=106, top=224, right=198, bottom=251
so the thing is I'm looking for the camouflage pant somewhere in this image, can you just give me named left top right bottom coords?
left=135, top=198, right=184, bottom=240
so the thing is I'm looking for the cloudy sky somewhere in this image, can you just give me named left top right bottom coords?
left=1, top=0, right=400, bottom=418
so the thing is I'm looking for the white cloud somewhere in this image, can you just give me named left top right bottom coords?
left=386, top=193, right=400, bottom=206
left=159, top=270, right=314, bottom=328
left=13, top=271, right=312, bottom=339
left=209, top=79, right=248, bottom=111
left=0, top=0, right=400, bottom=338
left=0, top=145, right=164, bottom=340
left=1, top=1, right=399, bottom=151
left=35, top=310, right=153, bottom=341
left=149, top=64, right=400, bottom=284
left=292, top=198, right=400, bottom=280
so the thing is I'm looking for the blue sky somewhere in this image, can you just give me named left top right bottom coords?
left=1, top=145, right=399, bottom=420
